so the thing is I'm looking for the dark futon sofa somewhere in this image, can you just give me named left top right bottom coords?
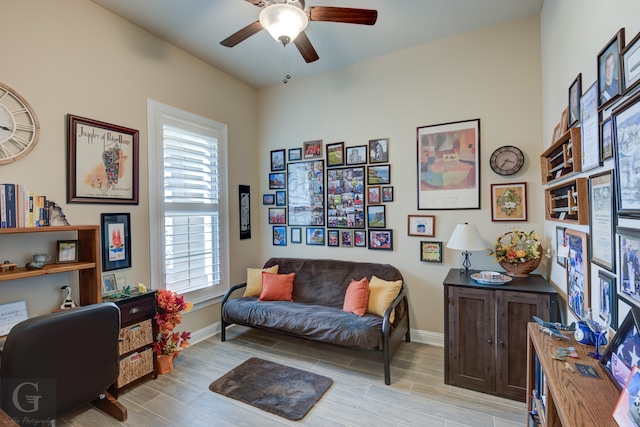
left=220, top=257, right=411, bottom=385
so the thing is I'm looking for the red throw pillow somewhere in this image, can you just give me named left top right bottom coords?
left=343, top=277, right=370, bottom=316
left=259, top=272, right=295, bottom=301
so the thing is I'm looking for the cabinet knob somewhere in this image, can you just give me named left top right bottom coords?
left=129, top=307, right=140, bottom=314
left=499, top=340, right=504, bottom=345
left=487, top=339, right=492, bottom=344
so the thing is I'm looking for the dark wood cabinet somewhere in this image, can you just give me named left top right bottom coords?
left=443, top=269, right=558, bottom=402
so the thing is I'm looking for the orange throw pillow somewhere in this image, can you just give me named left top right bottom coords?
left=259, top=272, right=295, bottom=301
left=343, top=277, right=370, bottom=316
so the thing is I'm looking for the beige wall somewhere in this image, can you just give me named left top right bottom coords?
left=258, top=16, right=544, bottom=335
left=541, top=0, right=640, bottom=323
left=0, top=0, right=261, bottom=333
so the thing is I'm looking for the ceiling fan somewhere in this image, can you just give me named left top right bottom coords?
left=221, top=0, right=378, bottom=64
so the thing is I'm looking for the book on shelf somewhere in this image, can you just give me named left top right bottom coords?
left=0, top=184, right=51, bottom=228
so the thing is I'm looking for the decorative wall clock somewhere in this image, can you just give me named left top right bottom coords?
left=489, top=145, right=524, bottom=176
left=0, top=82, right=40, bottom=165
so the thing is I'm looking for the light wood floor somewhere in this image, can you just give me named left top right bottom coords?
left=59, top=326, right=526, bottom=426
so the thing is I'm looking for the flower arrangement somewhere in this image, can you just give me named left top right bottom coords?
left=489, top=229, right=543, bottom=264
left=154, top=289, right=193, bottom=356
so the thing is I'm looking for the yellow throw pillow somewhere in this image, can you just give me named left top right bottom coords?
left=243, top=265, right=279, bottom=297
left=367, top=275, right=402, bottom=322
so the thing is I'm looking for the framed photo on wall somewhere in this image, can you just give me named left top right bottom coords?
left=368, top=138, right=389, bottom=163
left=490, top=182, right=527, bottom=221
left=239, top=184, right=251, bottom=240
left=270, top=149, right=285, bottom=171
left=290, top=227, right=302, bottom=244
left=568, top=73, right=582, bottom=127
left=566, top=228, right=589, bottom=319
left=597, top=28, right=625, bottom=109
left=556, top=226, right=567, bottom=268
left=268, top=172, right=286, bottom=189
left=328, top=229, right=339, bottom=247
left=303, top=140, right=322, bottom=159
left=417, top=119, right=480, bottom=210
left=288, top=148, right=302, bottom=162
left=288, top=160, right=324, bottom=226
left=367, top=164, right=390, bottom=185
left=306, top=227, right=325, bottom=245
left=67, top=115, right=139, bottom=204
left=621, top=30, right=640, bottom=94
left=268, top=208, right=286, bottom=224
left=600, top=117, right=614, bottom=161
left=326, top=166, right=365, bottom=228
left=589, top=170, right=616, bottom=272
left=420, top=241, right=443, bottom=263
left=580, top=81, right=601, bottom=171
left=618, top=227, right=640, bottom=307
left=101, top=213, right=131, bottom=272
left=407, top=215, right=435, bottom=237
left=354, top=230, right=366, bottom=247
left=346, top=145, right=367, bottom=165
left=341, top=231, right=353, bottom=247
left=273, top=226, right=286, bottom=246
left=368, top=229, right=393, bottom=250
left=613, top=91, right=640, bottom=217
left=325, top=142, right=344, bottom=167
left=598, top=270, right=617, bottom=330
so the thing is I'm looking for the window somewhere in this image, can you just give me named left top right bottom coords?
left=147, top=99, right=229, bottom=303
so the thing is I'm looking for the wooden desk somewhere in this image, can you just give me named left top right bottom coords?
left=526, top=322, right=620, bottom=426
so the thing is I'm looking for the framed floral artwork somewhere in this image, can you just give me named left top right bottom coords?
left=490, top=182, right=527, bottom=221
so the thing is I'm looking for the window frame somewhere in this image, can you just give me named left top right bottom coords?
left=147, top=99, right=229, bottom=304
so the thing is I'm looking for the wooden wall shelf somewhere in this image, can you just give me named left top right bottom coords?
left=544, top=178, right=589, bottom=225
left=540, top=127, right=582, bottom=185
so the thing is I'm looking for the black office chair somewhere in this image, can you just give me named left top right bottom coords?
left=0, top=303, right=127, bottom=424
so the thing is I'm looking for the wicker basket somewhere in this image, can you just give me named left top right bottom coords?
left=499, top=255, right=542, bottom=278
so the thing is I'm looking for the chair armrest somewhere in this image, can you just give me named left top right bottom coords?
left=221, top=282, right=247, bottom=306
left=382, top=287, right=407, bottom=332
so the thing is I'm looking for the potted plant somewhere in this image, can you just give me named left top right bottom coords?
left=154, top=289, right=193, bottom=374
left=489, top=229, right=547, bottom=277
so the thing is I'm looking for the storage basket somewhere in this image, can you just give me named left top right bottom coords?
left=117, top=347, right=154, bottom=387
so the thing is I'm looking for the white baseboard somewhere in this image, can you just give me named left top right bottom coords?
left=188, top=322, right=444, bottom=348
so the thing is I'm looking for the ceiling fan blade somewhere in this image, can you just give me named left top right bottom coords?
left=293, top=31, right=319, bottom=63
left=220, top=21, right=264, bottom=47
left=244, top=0, right=264, bottom=6
left=308, top=7, right=377, bottom=25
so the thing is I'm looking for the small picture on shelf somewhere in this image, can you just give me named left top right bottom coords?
left=56, top=240, right=78, bottom=263
left=102, top=273, right=118, bottom=296
left=613, top=365, right=640, bottom=426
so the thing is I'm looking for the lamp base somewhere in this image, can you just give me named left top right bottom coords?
left=459, top=251, right=473, bottom=275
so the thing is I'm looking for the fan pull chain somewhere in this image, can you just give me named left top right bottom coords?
left=282, top=45, right=291, bottom=84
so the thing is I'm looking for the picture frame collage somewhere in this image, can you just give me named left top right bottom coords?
left=263, top=139, right=394, bottom=249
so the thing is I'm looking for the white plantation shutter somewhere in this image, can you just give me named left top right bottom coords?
left=148, top=100, right=229, bottom=300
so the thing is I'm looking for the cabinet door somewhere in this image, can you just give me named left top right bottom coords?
left=495, top=290, right=550, bottom=401
left=447, top=286, right=495, bottom=393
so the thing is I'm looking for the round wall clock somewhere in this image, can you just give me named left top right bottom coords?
left=489, top=145, right=525, bottom=176
left=0, top=82, right=40, bottom=165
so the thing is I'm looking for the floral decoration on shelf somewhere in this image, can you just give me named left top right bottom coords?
left=488, top=229, right=544, bottom=264
left=154, top=289, right=193, bottom=356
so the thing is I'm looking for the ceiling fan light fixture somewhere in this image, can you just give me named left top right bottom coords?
left=259, top=4, right=308, bottom=46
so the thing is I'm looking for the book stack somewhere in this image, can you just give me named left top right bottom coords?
left=0, top=183, right=50, bottom=228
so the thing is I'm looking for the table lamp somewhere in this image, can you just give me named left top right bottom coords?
left=446, top=223, right=486, bottom=275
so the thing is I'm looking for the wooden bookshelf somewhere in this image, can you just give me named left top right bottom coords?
left=544, top=178, right=589, bottom=225
left=540, top=127, right=582, bottom=185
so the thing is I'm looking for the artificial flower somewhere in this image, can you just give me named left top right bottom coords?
left=489, top=229, right=543, bottom=264
left=154, top=289, right=193, bottom=356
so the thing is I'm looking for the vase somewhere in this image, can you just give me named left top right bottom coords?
left=157, top=353, right=176, bottom=374
left=499, top=256, right=542, bottom=278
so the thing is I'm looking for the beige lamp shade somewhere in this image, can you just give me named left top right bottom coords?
left=446, top=223, right=485, bottom=251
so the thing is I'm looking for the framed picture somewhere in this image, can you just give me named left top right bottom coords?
left=381, top=186, right=393, bottom=202
left=600, top=307, right=640, bottom=391
left=268, top=207, right=286, bottom=224
left=599, top=270, right=617, bottom=330
left=613, top=91, right=640, bottom=217
left=67, top=115, right=139, bottom=204
left=490, top=182, right=528, bottom=222
left=288, top=147, right=302, bottom=162
left=341, top=231, right=353, bottom=247
left=354, top=230, right=367, bottom=247
left=556, top=226, right=567, bottom=268
left=101, top=213, right=131, bottom=272
left=552, top=122, right=562, bottom=143
left=303, top=140, right=322, bottom=159
left=272, top=226, right=286, bottom=246
left=327, top=229, right=339, bottom=247
left=346, top=145, right=367, bottom=165
left=325, top=142, right=344, bottom=167
left=290, top=227, right=302, bottom=244
left=270, top=149, right=285, bottom=171
left=56, top=240, right=78, bottom=263
left=367, top=164, right=390, bottom=185
left=560, top=107, right=569, bottom=132
left=420, top=241, right=443, bottom=263
left=618, top=227, right=640, bottom=306
left=622, top=30, right=640, bottom=94
left=326, top=166, right=365, bottom=229
left=306, top=227, right=325, bottom=245
left=239, top=185, right=251, bottom=240
left=367, top=186, right=381, bottom=204
left=580, top=81, right=601, bottom=171
left=589, top=170, right=616, bottom=272
left=101, top=273, right=118, bottom=296
left=368, top=229, right=393, bottom=250
left=262, top=194, right=275, bottom=205
left=366, top=205, right=386, bottom=228
left=613, top=365, right=640, bottom=424
left=566, top=228, right=589, bottom=319
left=275, top=190, right=286, bottom=206
left=568, top=73, right=582, bottom=127
left=598, top=28, right=625, bottom=109
left=368, top=138, right=389, bottom=163
left=417, top=119, right=480, bottom=210
left=407, top=215, right=435, bottom=237
left=601, top=116, right=614, bottom=161
left=268, top=172, right=286, bottom=189
left=288, top=160, right=324, bottom=226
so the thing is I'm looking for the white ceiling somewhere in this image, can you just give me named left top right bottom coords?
left=90, top=0, right=544, bottom=89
